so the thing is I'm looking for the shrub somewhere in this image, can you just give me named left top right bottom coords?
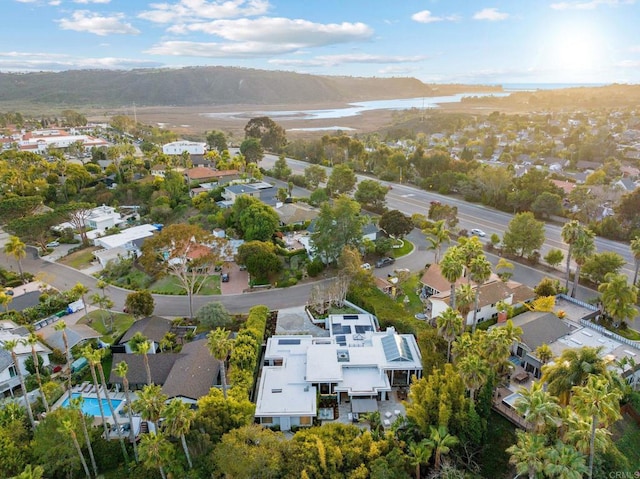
left=306, top=258, right=325, bottom=277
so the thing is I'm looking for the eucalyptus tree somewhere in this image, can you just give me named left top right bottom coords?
left=571, top=376, right=622, bottom=479
left=2, top=339, right=36, bottom=431
left=22, top=332, right=49, bottom=412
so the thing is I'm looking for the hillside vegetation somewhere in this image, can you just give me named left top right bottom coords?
left=0, top=66, right=500, bottom=108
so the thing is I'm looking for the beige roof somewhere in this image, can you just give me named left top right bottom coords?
left=433, top=279, right=513, bottom=309
left=420, top=263, right=471, bottom=293
left=275, top=203, right=319, bottom=224
left=507, top=281, right=536, bottom=305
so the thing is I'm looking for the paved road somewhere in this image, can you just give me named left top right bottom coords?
left=259, top=154, right=638, bottom=282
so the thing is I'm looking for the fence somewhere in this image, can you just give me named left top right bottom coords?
left=579, top=319, right=640, bottom=350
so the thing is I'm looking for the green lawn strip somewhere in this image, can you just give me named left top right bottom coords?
left=391, top=239, right=414, bottom=258
left=150, top=275, right=221, bottom=295
left=58, top=247, right=98, bottom=269
left=479, top=411, right=518, bottom=479
left=396, top=273, right=424, bottom=314
left=78, top=310, right=135, bottom=344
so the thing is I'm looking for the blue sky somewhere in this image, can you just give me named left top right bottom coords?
left=4, top=0, right=640, bottom=84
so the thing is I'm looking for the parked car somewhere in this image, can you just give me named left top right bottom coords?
left=470, top=228, right=486, bottom=237
left=361, top=263, right=372, bottom=270
left=46, top=240, right=60, bottom=248
left=221, top=273, right=230, bottom=282
left=375, top=257, right=396, bottom=268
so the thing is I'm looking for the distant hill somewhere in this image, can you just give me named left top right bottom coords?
left=0, top=66, right=500, bottom=108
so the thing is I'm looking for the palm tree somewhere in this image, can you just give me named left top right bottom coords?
left=4, top=235, right=26, bottom=282
left=514, top=382, right=561, bottom=433
left=82, top=346, right=110, bottom=438
left=424, top=220, right=450, bottom=264
left=440, top=247, right=464, bottom=310
left=0, top=290, right=12, bottom=312
left=89, top=347, right=129, bottom=464
left=458, top=236, right=484, bottom=283
left=570, top=229, right=595, bottom=298
left=544, top=442, right=588, bottom=479
left=22, top=332, right=49, bottom=413
left=454, top=283, right=474, bottom=320
left=630, top=236, right=640, bottom=286
left=133, top=383, right=167, bottom=432
left=2, top=339, right=36, bottom=431
left=132, top=335, right=153, bottom=385
left=59, top=418, right=92, bottom=479
left=570, top=376, right=622, bottom=479
left=561, top=220, right=583, bottom=292
left=71, top=282, right=90, bottom=318
left=54, top=320, right=73, bottom=402
left=506, top=430, right=547, bottom=479
left=541, top=346, right=609, bottom=405
left=598, top=272, right=638, bottom=328
left=138, top=432, right=174, bottom=479
left=69, top=396, right=99, bottom=478
left=534, top=343, right=554, bottom=365
left=206, top=328, right=234, bottom=399
left=424, top=425, right=458, bottom=471
left=114, top=361, right=139, bottom=462
left=408, top=440, right=433, bottom=479
left=456, top=353, right=489, bottom=400
left=436, top=308, right=464, bottom=363
left=563, top=410, right=612, bottom=459
left=495, top=257, right=514, bottom=281
left=469, top=255, right=492, bottom=332
left=163, top=398, right=196, bottom=469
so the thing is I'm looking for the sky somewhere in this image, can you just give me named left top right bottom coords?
left=3, top=0, right=640, bottom=85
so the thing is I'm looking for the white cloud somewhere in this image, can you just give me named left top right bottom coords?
left=49, top=0, right=61, bottom=4
left=57, top=10, right=140, bottom=36
left=139, top=0, right=270, bottom=24
left=551, top=0, right=635, bottom=9
left=473, top=8, right=509, bottom=21
left=145, top=40, right=297, bottom=57
left=269, top=53, right=427, bottom=67
left=171, top=17, right=372, bottom=47
left=0, top=51, right=161, bottom=72
left=411, top=10, right=459, bottom=23
left=74, top=0, right=111, bottom=4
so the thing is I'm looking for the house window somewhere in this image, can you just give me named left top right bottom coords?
left=261, top=417, right=273, bottom=424
left=8, top=366, right=16, bottom=377
left=271, top=389, right=282, bottom=393
left=516, top=346, right=524, bottom=357
left=300, top=416, right=312, bottom=425
left=320, top=384, right=330, bottom=395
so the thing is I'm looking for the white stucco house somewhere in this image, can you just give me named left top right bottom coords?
left=254, top=313, right=422, bottom=431
left=162, top=141, right=206, bottom=156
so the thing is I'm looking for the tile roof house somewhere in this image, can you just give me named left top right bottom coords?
left=185, top=168, right=239, bottom=185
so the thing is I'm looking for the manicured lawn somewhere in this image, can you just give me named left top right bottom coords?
left=150, top=275, right=221, bottom=295
left=391, top=239, right=414, bottom=258
left=58, top=247, right=98, bottom=269
left=479, top=411, right=518, bottom=479
left=396, top=273, right=424, bottom=314
left=79, top=310, right=135, bottom=344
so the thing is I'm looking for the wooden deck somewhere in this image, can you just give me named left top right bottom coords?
left=492, top=387, right=533, bottom=431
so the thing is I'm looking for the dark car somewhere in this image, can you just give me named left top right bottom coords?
left=221, top=273, right=230, bottom=282
left=375, top=257, right=396, bottom=268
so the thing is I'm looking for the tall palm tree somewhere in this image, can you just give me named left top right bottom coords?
left=506, top=430, right=547, bottom=479
left=114, top=361, right=139, bottom=462
left=570, top=376, right=622, bottom=479
left=424, top=220, right=450, bottom=264
left=544, top=442, right=588, bottom=479
left=424, top=425, right=458, bottom=471
left=515, top=382, right=561, bottom=433
left=138, top=432, right=174, bottom=479
left=206, top=328, right=234, bottom=399
left=469, top=255, right=492, bottom=332
left=163, top=398, right=196, bottom=469
left=541, top=346, right=609, bottom=405
left=436, top=308, right=464, bottom=363
left=2, top=339, right=36, bottom=431
left=132, top=335, right=153, bottom=385
left=22, top=332, right=49, bottom=413
left=4, top=235, right=26, bottom=282
left=534, top=343, right=554, bottom=365
left=71, top=282, right=91, bottom=318
left=630, top=236, right=640, bottom=286
left=54, top=320, right=73, bottom=403
left=563, top=410, right=612, bottom=459
left=408, top=440, right=433, bottom=479
left=456, top=353, right=489, bottom=400
left=89, top=348, right=129, bottom=464
left=570, top=229, right=595, bottom=298
left=0, top=290, right=12, bottom=312
left=454, top=283, right=474, bottom=321
left=59, top=418, right=91, bottom=479
left=598, top=272, right=638, bottom=328
left=81, top=346, right=110, bottom=438
left=458, top=236, right=484, bottom=283
left=440, top=247, right=464, bottom=310
left=133, top=383, right=167, bottom=432
left=69, top=396, right=99, bottom=478
left=561, top=220, right=583, bottom=292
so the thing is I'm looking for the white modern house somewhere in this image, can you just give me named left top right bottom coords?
left=92, top=224, right=160, bottom=267
left=162, top=141, right=206, bottom=156
left=255, top=314, right=422, bottom=431
left=0, top=320, right=51, bottom=397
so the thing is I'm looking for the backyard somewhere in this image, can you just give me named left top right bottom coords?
left=79, top=310, right=135, bottom=344
left=58, top=247, right=99, bottom=270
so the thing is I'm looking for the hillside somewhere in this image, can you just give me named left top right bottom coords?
left=0, top=66, right=500, bottom=108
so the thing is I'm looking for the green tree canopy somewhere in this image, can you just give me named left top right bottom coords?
left=235, top=240, right=282, bottom=281
left=244, top=116, right=287, bottom=152
left=502, top=211, right=545, bottom=257
left=125, top=290, right=155, bottom=319
left=354, top=179, right=389, bottom=211
left=327, top=164, right=356, bottom=197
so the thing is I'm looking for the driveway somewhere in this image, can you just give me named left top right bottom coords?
left=220, top=262, right=249, bottom=295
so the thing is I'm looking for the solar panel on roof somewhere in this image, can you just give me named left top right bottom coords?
left=278, top=338, right=301, bottom=345
left=381, top=334, right=413, bottom=362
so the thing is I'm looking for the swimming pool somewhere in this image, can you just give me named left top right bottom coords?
left=61, top=393, right=123, bottom=417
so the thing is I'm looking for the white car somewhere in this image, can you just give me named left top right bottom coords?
left=46, top=241, right=60, bottom=248
left=361, top=263, right=372, bottom=270
left=470, top=228, right=486, bottom=237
